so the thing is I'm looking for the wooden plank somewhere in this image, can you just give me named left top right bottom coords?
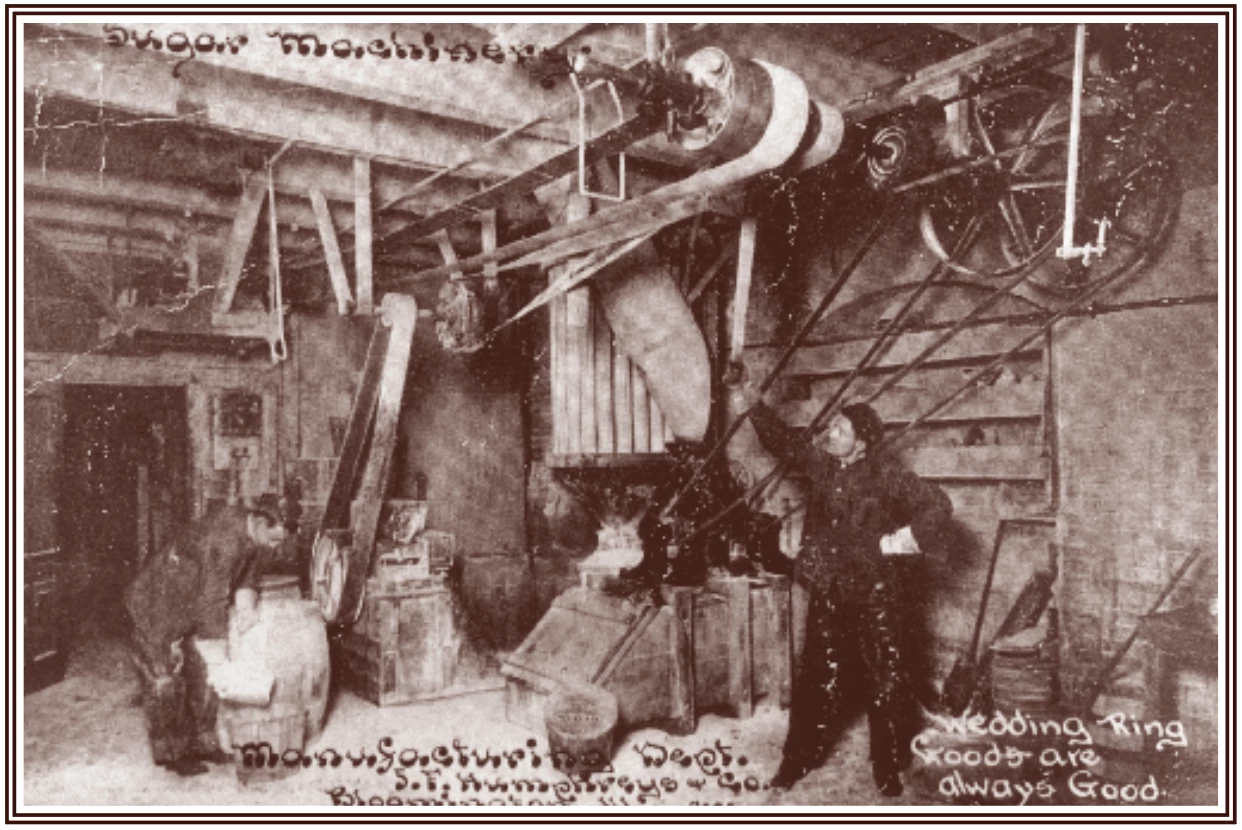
left=550, top=294, right=568, bottom=455
left=213, top=175, right=267, bottom=315
left=546, top=452, right=673, bottom=470
left=354, top=157, right=374, bottom=315
left=667, top=587, right=697, bottom=736
left=320, top=319, right=386, bottom=531
left=614, top=348, right=634, bottom=454
left=772, top=581, right=792, bottom=709
left=348, top=295, right=420, bottom=615
left=579, top=289, right=597, bottom=455
left=553, top=192, right=593, bottom=456
left=900, top=445, right=1049, bottom=482
left=564, top=288, right=587, bottom=455
left=433, top=229, right=464, bottom=282
left=649, top=398, right=666, bottom=454
left=594, top=302, right=615, bottom=455
left=844, top=27, right=1060, bottom=123
left=726, top=578, right=754, bottom=719
left=746, top=321, right=1045, bottom=377
left=309, top=188, right=354, bottom=315
left=383, top=113, right=661, bottom=250
left=777, top=378, right=1046, bottom=427
left=631, top=362, right=650, bottom=453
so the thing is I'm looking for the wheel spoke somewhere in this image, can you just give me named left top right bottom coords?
left=970, top=104, right=1000, bottom=160
left=997, top=194, right=1035, bottom=261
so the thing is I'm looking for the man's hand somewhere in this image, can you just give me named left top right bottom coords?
left=880, top=525, right=921, bottom=556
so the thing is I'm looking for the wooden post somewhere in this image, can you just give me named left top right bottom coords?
left=481, top=209, right=499, bottom=295
left=354, top=157, right=374, bottom=315
left=726, top=577, right=754, bottom=719
left=309, top=188, right=355, bottom=315
left=593, top=303, right=615, bottom=455
left=213, top=175, right=267, bottom=315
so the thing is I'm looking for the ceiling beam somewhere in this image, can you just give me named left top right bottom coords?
left=22, top=166, right=492, bottom=253
left=24, top=27, right=571, bottom=181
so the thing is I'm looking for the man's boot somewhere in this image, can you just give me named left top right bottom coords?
left=872, top=763, right=903, bottom=798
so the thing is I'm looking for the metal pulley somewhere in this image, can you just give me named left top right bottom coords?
left=674, top=47, right=844, bottom=171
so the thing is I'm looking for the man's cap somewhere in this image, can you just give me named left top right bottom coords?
left=840, top=402, right=884, bottom=450
left=247, top=492, right=283, bottom=525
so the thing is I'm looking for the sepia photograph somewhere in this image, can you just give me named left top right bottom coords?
left=11, top=10, right=1231, bottom=819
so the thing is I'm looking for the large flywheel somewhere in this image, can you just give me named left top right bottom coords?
left=914, top=82, right=1179, bottom=296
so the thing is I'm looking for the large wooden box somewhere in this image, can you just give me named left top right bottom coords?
left=340, top=573, right=502, bottom=707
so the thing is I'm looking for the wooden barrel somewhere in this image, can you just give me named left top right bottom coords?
left=219, top=575, right=331, bottom=782
left=545, top=684, right=618, bottom=776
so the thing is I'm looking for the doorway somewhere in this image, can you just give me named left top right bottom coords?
left=61, top=384, right=190, bottom=639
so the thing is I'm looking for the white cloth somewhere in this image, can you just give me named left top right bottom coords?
left=879, top=525, right=920, bottom=556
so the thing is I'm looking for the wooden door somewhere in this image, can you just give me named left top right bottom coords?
left=24, top=384, right=66, bottom=692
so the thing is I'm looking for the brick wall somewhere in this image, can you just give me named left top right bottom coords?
left=1054, top=301, right=1217, bottom=740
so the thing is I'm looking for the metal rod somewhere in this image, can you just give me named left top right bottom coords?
left=879, top=253, right=1154, bottom=451
left=860, top=255, right=1041, bottom=409
left=657, top=203, right=893, bottom=521
left=1083, top=547, right=1204, bottom=716
left=676, top=225, right=974, bottom=546
left=1057, top=23, right=1088, bottom=259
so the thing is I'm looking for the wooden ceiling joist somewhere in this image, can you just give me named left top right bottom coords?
left=24, top=28, right=569, bottom=183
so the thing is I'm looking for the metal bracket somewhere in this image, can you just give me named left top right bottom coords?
left=570, top=73, right=626, bottom=202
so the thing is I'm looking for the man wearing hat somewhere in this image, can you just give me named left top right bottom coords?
left=124, top=494, right=287, bottom=776
left=734, top=386, right=952, bottom=797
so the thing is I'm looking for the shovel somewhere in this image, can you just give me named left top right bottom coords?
left=942, top=518, right=1009, bottom=715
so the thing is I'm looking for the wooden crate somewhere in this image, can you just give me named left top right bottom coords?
left=339, top=576, right=462, bottom=707
left=690, top=575, right=793, bottom=717
left=501, top=576, right=791, bottom=735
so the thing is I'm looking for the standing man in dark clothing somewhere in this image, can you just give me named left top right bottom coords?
left=733, top=387, right=953, bottom=797
left=124, top=494, right=286, bottom=776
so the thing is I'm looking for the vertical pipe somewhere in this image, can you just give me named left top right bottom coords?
left=1058, top=23, right=1087, bottom=259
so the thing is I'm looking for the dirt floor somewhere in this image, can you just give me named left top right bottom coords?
left=20, top=633, right=942, bottom=812
left=21, top=634, right=1218, bottom=814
